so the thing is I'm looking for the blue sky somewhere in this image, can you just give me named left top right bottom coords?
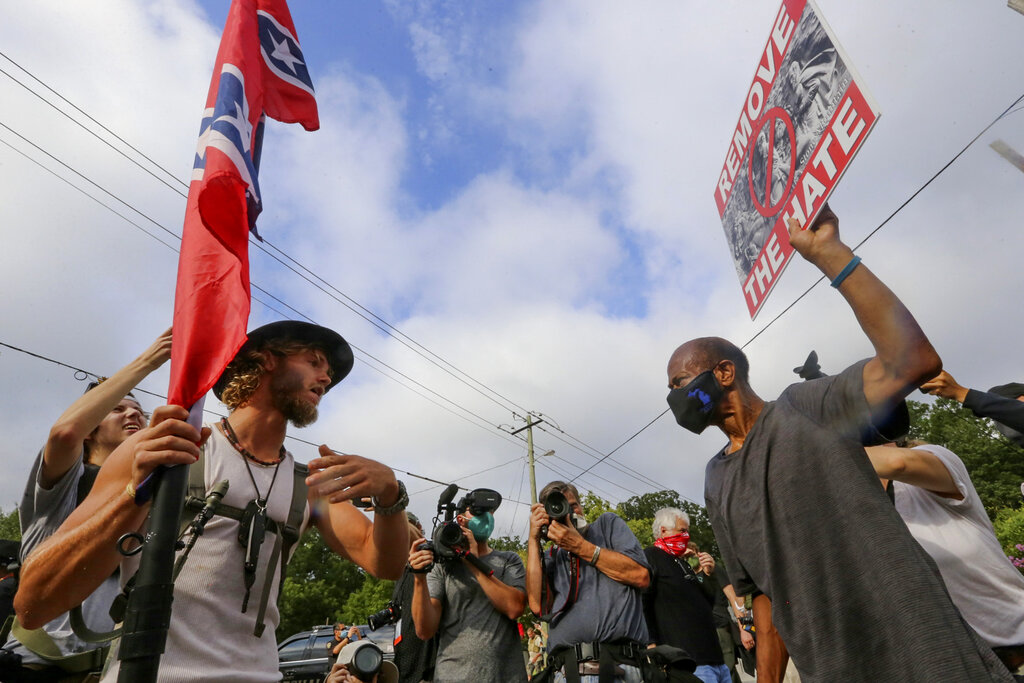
left=1, top=1, right=1023, bottom=533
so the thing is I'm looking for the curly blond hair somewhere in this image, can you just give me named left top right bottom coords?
left=219, top=340, right=332, bottom=409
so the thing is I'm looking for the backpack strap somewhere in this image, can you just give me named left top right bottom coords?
left=10, top=617, right=108, bottom=674
left=252, top=462, right=307, bottom=637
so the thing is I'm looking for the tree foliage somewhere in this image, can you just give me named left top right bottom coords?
left=994, top=506, right=1024, bottom=560
left=0, top=507, right=20, bottom=541
left=614, top=490, right=719, bottom=557
left=278, top=528, right=366, bottom=640
left=907, top=398, right=1024, bottom=519
left=339, top=575, right=395, bottom=625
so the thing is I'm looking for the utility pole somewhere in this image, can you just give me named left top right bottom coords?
left=510, top=412, right=553, bottom=668
left=511, top=414, right=544, bottom=504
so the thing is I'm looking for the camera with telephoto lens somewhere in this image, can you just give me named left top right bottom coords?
left=366, top=600, right=401, bottom=631
left=339, top=641, right=391, bottom=683
left=540, top=489, right=572, bottom=540
left=415, top=485, right=502, bottom=572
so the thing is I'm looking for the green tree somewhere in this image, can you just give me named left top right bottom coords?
left=616, top=490, right=686, bottom=520
left=491, top=535, right=526, bottom=555
left=993, top=506, right=1024, bottom=576
left=0, top=507, right=20, bottom=541
left=907, top=398, right=1024, bottom=519
left=615, top=491, right=718, bottom=557
left=339, top=575, right=395, bottom=625
left=278, top=528, right=366, bottom=640
left=580, top=492, right=614, bottom=521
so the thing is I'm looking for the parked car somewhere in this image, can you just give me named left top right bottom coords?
left=279, top=623, right=396, bottom=683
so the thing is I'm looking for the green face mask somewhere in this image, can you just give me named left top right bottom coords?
left=466, top=512, right=495, bottom=541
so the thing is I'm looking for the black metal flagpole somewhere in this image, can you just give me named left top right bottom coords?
left=116, top=400, right=204, bottom=682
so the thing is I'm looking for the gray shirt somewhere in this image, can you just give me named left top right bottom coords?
left=704, top=360, right=1012, bottom=682
left=543, top=513, right=649, bottom=651
left=4, top=449, right=119, bottom=664
left=427, top=548, right=528, bottom=683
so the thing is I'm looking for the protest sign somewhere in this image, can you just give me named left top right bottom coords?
left=714, top=0, right=879, bottom=318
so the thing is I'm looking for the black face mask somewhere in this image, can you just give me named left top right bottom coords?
left=667, top=370, right=724, bottom=434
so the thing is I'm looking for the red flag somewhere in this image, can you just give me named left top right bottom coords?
left=168, top=0, right=318, bottom=409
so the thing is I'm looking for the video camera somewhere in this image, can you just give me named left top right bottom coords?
left=414, top=484, right=501, bottom=573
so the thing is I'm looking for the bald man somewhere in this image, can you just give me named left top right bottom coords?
left=664, top=206, right=1011, bottom=682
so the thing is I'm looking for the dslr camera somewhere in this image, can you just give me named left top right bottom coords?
left=539, top=489, right=573, bottom=540
left=366, top=600, right=400, bottom=631
left=414, top=484, right=501, bottom=572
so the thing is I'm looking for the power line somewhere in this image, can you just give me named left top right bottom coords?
left=0, top=54, right=534, bottom=423
left=0, top=121, right=665, bottom=505
left=740, top=90, right=1024, bottom=352
left=534, top=422, right=664, bottom=491
left=0, top=337, right=535, bottom=502
left=0, top=121, right=523, bottom=436
left=0, top=54, right=536, bottom=421
left=570, top=89, right=1024, bottom=484
left=1, top=117, right=660, bottom=505
left=0, top=58, right=643, bottom=498
left=0, top=50, right=188, bottom=196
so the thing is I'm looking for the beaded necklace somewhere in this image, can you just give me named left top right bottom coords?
left=220, top=417, right=286, bottom=466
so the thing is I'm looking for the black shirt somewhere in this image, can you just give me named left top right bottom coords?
left=642, top=546, right=724, bottom=665
left=393, top=566, right=436, bottom=683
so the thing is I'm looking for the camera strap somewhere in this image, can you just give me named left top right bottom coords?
left=545, top=548, right=580, bottom=622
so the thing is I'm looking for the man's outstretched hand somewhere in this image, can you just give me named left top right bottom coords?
left=920, top=370, right=969, bottom=403
left=786, top=203, right=852, bottom=276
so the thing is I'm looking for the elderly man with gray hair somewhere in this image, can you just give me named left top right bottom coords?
left=642, top=508, right=729, bottom=683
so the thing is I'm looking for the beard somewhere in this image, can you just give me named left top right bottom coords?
left=270, top=371, right=319, bottom=428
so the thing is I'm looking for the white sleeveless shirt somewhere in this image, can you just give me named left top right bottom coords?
left=103, top=424, right=310, bottom=682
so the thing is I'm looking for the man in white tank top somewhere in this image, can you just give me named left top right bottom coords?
left=15, top=321, right=411, bottom=682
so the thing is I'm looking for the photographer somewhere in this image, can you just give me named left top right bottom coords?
left=327, top=623, right=362, bottom=662
left=326, top=641, right=399, bottom=683
left=409, top=490, right=528, bottom=682
left=375, top=516, right=435, bottom=683
left=526, top=481, right=651, bottom=682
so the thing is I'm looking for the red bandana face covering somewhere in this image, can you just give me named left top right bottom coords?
left=654, top=532, right=690, bottom=556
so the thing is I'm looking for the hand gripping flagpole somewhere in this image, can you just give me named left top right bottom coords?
left=116, top=398, right=205, bottom=683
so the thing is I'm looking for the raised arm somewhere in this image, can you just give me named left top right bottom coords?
left=546, top=519, right=650, bottom=590
left=308, top=445, right=408, bottom=580
left=408, top=538, right=442, bottom=640
left=526, top=504, right=551, bottom=616
left=42, top=328, right=171, bottom=486
left=788, top=206, right=940, bottom=411
left=459, top=524, right=526, bottom=620
left=922, top=370, right=1024, bottom=434
left=865, top=445, right=962, bottom=498
left=16, top=405, right=204, bottom=628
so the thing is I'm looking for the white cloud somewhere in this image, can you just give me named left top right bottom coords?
left=0, top=0, right=1022, bottom=542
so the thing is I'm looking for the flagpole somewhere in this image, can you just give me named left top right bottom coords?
left=116, top=398, right=205, bottom=683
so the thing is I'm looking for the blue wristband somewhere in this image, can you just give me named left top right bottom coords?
left=830, top=255, right=861, bottom=289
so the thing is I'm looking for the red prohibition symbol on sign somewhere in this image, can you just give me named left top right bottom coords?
left=747, top=107, right=797, bottom=217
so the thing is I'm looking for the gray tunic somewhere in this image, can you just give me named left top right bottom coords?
left=704, top=360, right=1012, bottom=682
left=2, top=450, right=119, bottom=664
left=427, top=548, right=528, bottom=683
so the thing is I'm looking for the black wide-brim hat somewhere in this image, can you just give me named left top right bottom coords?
left=213, top=321, right=354, bottom=400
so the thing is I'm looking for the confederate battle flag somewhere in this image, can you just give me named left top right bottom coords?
left=168, top=0, right=318, bottom=410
